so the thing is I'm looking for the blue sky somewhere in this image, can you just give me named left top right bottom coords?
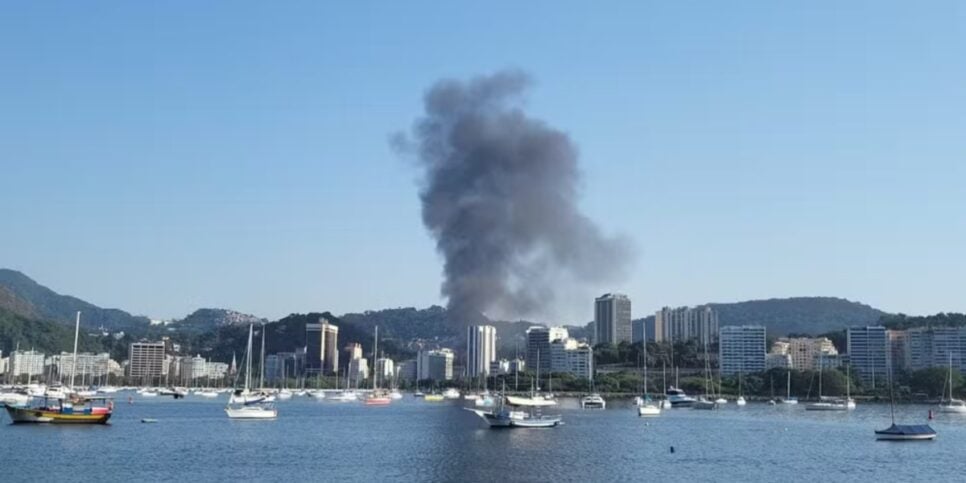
left=2, top=1, right=964, bottom=323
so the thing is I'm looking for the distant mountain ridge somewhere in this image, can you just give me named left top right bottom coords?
left=0, top=269, right=150, bottom=331
left=634, top=296, right=886, bottom=337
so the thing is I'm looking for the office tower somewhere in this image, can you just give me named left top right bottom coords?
left=656, top=306, right=718, bottom=345
left=417, top=349, right=454, bottom=381
left=595, top=293, right=632, bottom=345
left=526, top=326, right=569, bottom=374
left=466, top=325, right=497, bottom=377
left=719, top=325, right=766, bottom=376
left=128, top=342, right=165, bottom=379
left=847, top=326, right=890, bottom=386
left=306, top=318, right=340, bottom=375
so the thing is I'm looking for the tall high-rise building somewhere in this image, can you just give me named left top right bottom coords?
left=417, top=349, right=454, bottom=381
left=656, top=306, right=718, bottom=345
left=526, top=326, right=569, bottom=374
left=719, top=325, right=766, bottom=376
left=847, top=326, right=889, bottom=386
left=306, top=318, right=339, bottom=375
left=322, top=323, right=339, bottom=374
left=466, top=325, right=497, bottom=377
left=128, top=342, right=165, bottom=379
left=595, top=293, right=632, bottom=345
left=345, top=343, right=363, bottom=362
left=375, top=357, right=395, bottom=380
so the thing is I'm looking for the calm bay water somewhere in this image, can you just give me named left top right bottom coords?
left=3, top=394, right=964, bottom=482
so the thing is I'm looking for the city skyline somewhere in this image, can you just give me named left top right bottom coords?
left=3, top=2, right=965, bottom=324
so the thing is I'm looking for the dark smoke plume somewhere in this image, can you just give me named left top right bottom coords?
left=397, top=70, right=633, bottom=322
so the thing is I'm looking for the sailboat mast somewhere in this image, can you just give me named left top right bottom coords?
left=69, top=311, right=81, bottom=390
left=245, top=324, right=254, bottom=391
left=259, top=325, right=266, bottom=390
left=372, top=326, right=379, bottom=391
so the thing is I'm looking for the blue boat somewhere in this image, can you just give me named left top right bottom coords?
left=875, top=424, right=936, bottom=441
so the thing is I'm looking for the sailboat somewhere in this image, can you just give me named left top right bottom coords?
left=365, top=327, right=392, bottom=406
left=225, top=323, right=277, bottom=420
left=736, top=370, right=747, bottom=406
left=779, top=370, right=798, bottom=404
left=506, top=350, right=558, bottom=407
left=693, top=341, right=718, bottom=410
left=229, top=327, right=276, bottom=404
left=938, top=354, right=966, bottom=413
left=806, top=367, right=850, bottom=411
left=875, top=363, right=936, bottom=441
left=637, top=354, right=661, bottom=417
left=4, top=312, right=114, bottom=424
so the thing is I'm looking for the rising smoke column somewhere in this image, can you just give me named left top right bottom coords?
left=398, top=70, right=633, bottom=321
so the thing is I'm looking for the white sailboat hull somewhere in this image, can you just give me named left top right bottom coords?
left=225, top=406, right=277, bottom=420
left=506, top=396, right=557, bottom=407
left=638, top=405, right=661, bottom=417
left=938, top=404, right=966, bottom=414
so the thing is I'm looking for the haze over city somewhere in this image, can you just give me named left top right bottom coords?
left=3, top=2, right=964, bottom=324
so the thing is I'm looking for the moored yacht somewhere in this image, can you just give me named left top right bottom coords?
left=666, top=386, right=696, bottom=408
left=581, top=393, right=606, bottom=409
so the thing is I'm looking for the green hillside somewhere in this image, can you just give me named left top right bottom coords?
left=0, top=269, right=150, bottom=331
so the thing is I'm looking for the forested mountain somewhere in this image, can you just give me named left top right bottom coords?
left=0, top=269, right=150, bottom=331
left=633, top=297, right=886, bottom=337
left=0, top=306, right=117, bottom=357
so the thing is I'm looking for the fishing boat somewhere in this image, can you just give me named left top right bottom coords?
left=475, top=392, right=496, bottom=407
left=0, top=390, right=30, bottom=407
left=5, top=394, right=114, bottom=424
left=225, top=323, right=277, bottom=420
left=364, top=327, right=393, bottom=406
left=3, top=312, right=114, bottom=424
left=465, top=383, right=561, bottom=428
left=875, top=365, right=936, bottom=441
left=938, top=354, right=966, bottom=414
